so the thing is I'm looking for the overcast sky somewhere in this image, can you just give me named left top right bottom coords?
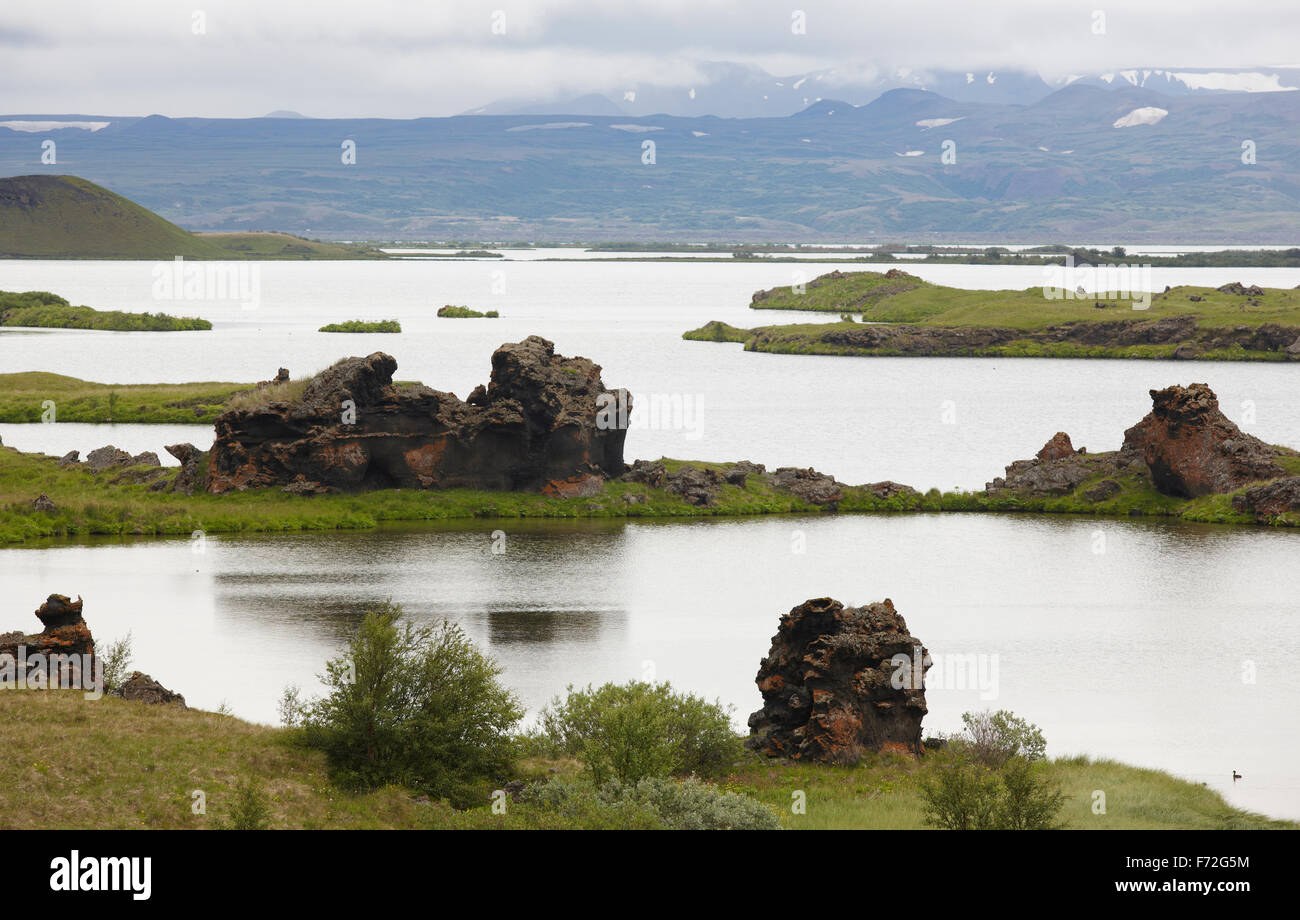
left=2, top=0, right=1298, bottom=117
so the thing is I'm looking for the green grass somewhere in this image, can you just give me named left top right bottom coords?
left=1, top=291, right=211, bottom=332
left=3, top=443, right=1298, bottom=545
left=0, top=372, right=248, bottom=424
left=318, top=319, right=402, bottom=333
left=745, top=269, right=1300, bottom=329
left=1, top=692, right=1284, bottom=829
left=727, top=751, right=1293, bottom=830
left=437, top=305, right=499, bottom=318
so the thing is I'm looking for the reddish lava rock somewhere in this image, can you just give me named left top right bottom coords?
left=747, top=597, right=930, bottom=763
left=1036, top=431, right=1078, bottom=462
left=1122, top=383, right=1283, bottom=497
left=0, top=594, right=96, bottom=687
left=206, top=337, right=630, bottom=494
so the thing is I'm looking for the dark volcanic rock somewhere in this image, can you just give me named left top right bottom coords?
left=165, top=442, right=206, bottom=495
left=1122, top=383, right=1283, bottom=497
left=206, top=337, right=630, bottom=494
left=31, top=493, right=56, bottom=512
left=769, top=467, right=844, bottom=506
left=84, top=445, right=133, bottom=472
left=1232, top=476, right=1300, bottom=521
left=747, top=597, right=930, bottom=763
left=116, top=671, right=186, bottom=708
left=0, top=594, right=96, bottom=688
left=57, top=450, right=80, bottom=466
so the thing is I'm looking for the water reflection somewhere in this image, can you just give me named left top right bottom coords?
left=2, top=513, right=1297, bottom=820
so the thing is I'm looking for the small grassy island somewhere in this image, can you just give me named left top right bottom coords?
left=1, top=290, right=211, bottom=332
left=437, top=305, right=499, bottom=318
left=318, top=320, right=402, bottom=333
left=685, top=269, right=1300, bottom=361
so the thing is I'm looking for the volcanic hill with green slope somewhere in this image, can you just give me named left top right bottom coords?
left=0, top=175, right=387, bottom=259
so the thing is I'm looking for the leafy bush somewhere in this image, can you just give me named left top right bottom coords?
left=523, top=775, right=779, bottom=830
left=94, top=630, right=133, bottom=693
left=920, top=710, right=1065, bottom=830
left=959, top=709, right=1047, bottom=766
left=535, top=681, right=742, bottom=784
left=288, top=602, right=523, bottom=806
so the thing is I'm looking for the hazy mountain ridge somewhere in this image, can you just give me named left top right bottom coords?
left=462, top=62, right=1300, bottom=119
left=3, top=83, right=1297, bottom=242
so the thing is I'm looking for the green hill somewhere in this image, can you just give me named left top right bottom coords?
left=0, top=175, right=386, bottom=260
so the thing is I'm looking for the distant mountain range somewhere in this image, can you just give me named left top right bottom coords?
left=462, top=62, right=1300, bottom=119
left=3, top=79, right=1298, bottom=242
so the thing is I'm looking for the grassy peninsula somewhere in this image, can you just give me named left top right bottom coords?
left=0, top=691, right=1282, bottom=829
left=0, top=372, right=246, bottom=424
left=686, top=270, right=1300, bottom=360
left=1, top=290, right=211, bottom=332
left=4, top=446, right=1299, bottom=546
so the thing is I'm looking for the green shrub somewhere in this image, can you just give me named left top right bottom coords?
left=536, top=680, right=742, bottom=784
left=290, top=601, right=522, bottom=806
left=920, top=711, right=1065, bottom=830
left=214, top=777, right=273, bottom=830
left=959, top=709, right=1047, bottom=766
left=523, top=775, right=779, bottom=830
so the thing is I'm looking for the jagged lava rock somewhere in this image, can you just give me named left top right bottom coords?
left=747, top=597, right=930, bottom=763
left=116, top=671, right=186, bottom=708
left=206, top=336, right=631, bottom=494
left=0, top=594, right=96, bottom=687
left=1036, top=432, right=1079, bottom=462
left=1232, top=476, right=1300, bottom=522
left=1122, top=383, right=1283, bottom=497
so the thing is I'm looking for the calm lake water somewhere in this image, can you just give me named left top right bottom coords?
left=4, top=514, right=1298, bottom=820
left=1, top=257, right=1298, bottom=820
left=2, top=258, right=1300, bottom=490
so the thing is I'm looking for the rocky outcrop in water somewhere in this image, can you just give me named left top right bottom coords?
left=747, top=597, right=930, bottom=763
left=1122, top=383, right=1285, bottom=497
left=206, top=336, right=631, bottom=494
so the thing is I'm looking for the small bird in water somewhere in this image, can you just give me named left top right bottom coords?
left=1232, top=771, right=1242, bottom=781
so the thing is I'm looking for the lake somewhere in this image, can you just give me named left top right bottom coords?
left=3, top=258, right=1300, bottom=491
left=1, top=256, right=1298, bottom=820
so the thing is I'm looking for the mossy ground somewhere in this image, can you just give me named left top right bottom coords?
left=0, top=692, right=1286, bottom=830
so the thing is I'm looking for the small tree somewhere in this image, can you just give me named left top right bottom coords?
left=94, top=631, right=134, bottom=693
left=920, top=710, right=1065, bottom=830
left=294, top=602, right=522, bottom=806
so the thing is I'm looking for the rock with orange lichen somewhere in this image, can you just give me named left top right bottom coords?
left=0, top=594, right=97, bottom=688
left=746, top=596, right=931, bottom=763
left=206, top=336, right=630, bottom=494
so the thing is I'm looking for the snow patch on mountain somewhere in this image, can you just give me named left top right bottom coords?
left=1113, top=106, right=1168, bottom=128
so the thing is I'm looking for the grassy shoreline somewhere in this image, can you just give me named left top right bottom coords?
left=0, top=691, right=1286, bottom=829
left=3, top=445, right=1297, bottom=546
left=0, top=372, right=248, bottom=424
left=684, top=270, right=1300, bottom=361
